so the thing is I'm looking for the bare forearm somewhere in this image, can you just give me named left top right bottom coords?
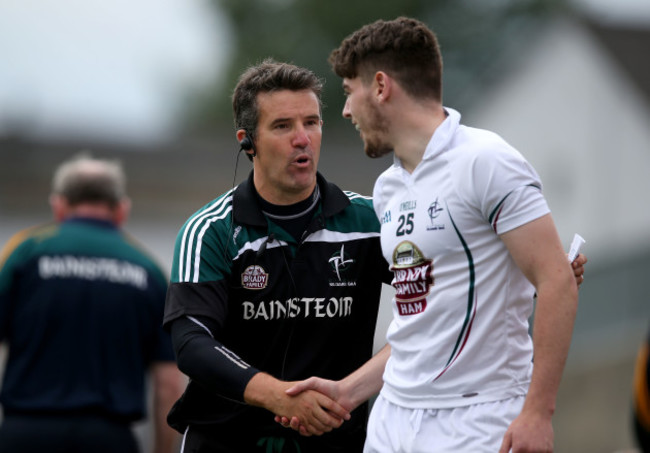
left=152, top=416, right=180, bottom=453
left=243, top=372, right=284, bottom=409
left=340, top=344, right=390, bottom=410
left=277, top=345, right=390, bottom=435
left=525, top=279, right=578, bottom=416
left=151, top=362, right=185, bottom=453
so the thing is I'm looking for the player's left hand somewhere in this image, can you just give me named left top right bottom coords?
left=498, top=410, right=553, bottom=453
left=571, top=253, right=587, bottom=287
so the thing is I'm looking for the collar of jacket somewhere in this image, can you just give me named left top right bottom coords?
left=232, top=170, right=351, bottom=227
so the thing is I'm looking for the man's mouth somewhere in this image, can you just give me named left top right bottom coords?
left=294, top=155, right=310, bottom=165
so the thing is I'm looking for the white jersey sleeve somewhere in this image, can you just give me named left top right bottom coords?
left=454, top=131, right=549, bottom=235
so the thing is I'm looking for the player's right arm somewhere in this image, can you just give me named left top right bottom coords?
left=278, top=344, right=391, bottom=435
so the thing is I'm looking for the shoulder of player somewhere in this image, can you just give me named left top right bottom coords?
left=178, top=191, right=235, bottom=238
left=342, top=190, right=379, bottom=218
left=117, top=232, right=169, bottom=284
left=453, top=125, right=521, bottom=160
left=342, top=190, right=373, bottom=207
left=334, top=190, right=382, bottom=233
left=0, top=223, right=59, bottom=268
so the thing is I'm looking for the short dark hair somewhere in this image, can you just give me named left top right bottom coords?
left=329, top=17, right=443, bottom=101
left=232, top=58, right=324, bottom=139
left=52, top=153, right=126, bottom=208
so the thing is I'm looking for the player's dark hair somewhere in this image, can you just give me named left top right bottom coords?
left=329, top=16, right=443, bottom=102
left=52, top=152, right=126, bottom=208
left=232, top=59, right=324, bottom=161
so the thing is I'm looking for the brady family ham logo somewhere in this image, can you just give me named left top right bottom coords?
left=241, top=265, right=269, bottom=290
left=390, top=241, right=433, bottom=316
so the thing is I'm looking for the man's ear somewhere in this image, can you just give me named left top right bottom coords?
left=374, top=71, right=392, bottom=103
left=49, top=194, right=69, bottom=222
left=236, top=129, right=247, bottom=144
left=236, top=129, right=256, bottom=158
left=113, top=198, right=131, bottom=226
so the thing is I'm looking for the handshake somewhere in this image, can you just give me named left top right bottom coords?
left=274, top=377, right=354, bottom=436
left=244, top=345, right=391, bottom=437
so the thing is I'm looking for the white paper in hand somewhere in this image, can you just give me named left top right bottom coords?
left=567, top=233, right=586, bottom=262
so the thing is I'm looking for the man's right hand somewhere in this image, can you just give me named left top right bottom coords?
left=275, top=345, right=390, bottom=436
left=243, top=372, right=350, bottom=436
left=275, top=377, right=352, bottom=436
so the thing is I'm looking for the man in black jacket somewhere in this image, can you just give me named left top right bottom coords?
left=163, top=59, right=393, bottom=453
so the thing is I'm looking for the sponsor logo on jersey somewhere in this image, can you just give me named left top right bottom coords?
left=233, top=225, right=242, bottom=240
left=39, top=255, right=148, bottom=290
left=242, top=296, right=353, bottom=320
left=380, top=210, right=392, bottom=225
left=241, top=265, right=268, bottom=290
left=390, top=241, right=433, bottom=316
left=328, top=244, right=357, bottom=287
left=426, top=197, right=445, bottom=231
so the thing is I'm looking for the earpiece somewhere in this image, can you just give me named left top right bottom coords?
left=239, top=134, right=253, bottom=151
left=238, top=130, right=256, bottom=159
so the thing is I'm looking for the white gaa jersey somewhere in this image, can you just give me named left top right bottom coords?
left=373, top=108, right=550, bottom=409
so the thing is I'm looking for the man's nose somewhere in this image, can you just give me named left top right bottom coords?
left=342, top=99, right=351, bottom=118
left=292, top=127, right=310, bottom=147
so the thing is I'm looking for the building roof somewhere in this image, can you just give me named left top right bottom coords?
left=586, top=20, right=650, bottom=104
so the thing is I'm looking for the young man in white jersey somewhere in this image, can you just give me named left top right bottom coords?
left=281, top=17, right=582, bottom=452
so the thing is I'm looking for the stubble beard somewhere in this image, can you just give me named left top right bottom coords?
left=362, top=98, right=393, bottom=159
left=364, top=140, right=393, bottom=159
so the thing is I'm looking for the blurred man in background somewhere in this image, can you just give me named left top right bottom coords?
left=0, top=153, right=184, bottom=453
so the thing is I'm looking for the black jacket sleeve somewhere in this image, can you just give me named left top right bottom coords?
left=170, top=315, right=260, bottom=402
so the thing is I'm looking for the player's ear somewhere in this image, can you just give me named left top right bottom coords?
left=374, top=71, right=392, bottom=103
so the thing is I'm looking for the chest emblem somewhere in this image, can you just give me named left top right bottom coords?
left=329, top=244, right=354, bottom=280
left=328, top=244, right=357, bottom=287
left=427, top=197, right=445, bottom=231
left=390, top=241, right=433, bottom=316
left=241, top=265, right=269, bottom=290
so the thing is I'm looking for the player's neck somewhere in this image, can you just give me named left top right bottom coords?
left=393, top=105, right=447, bottom=173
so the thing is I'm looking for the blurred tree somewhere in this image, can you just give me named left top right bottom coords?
left=185, top=0, right=567, bottom=133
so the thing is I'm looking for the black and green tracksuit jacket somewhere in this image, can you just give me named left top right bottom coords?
left=164, top=171, right=392, bottom=451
